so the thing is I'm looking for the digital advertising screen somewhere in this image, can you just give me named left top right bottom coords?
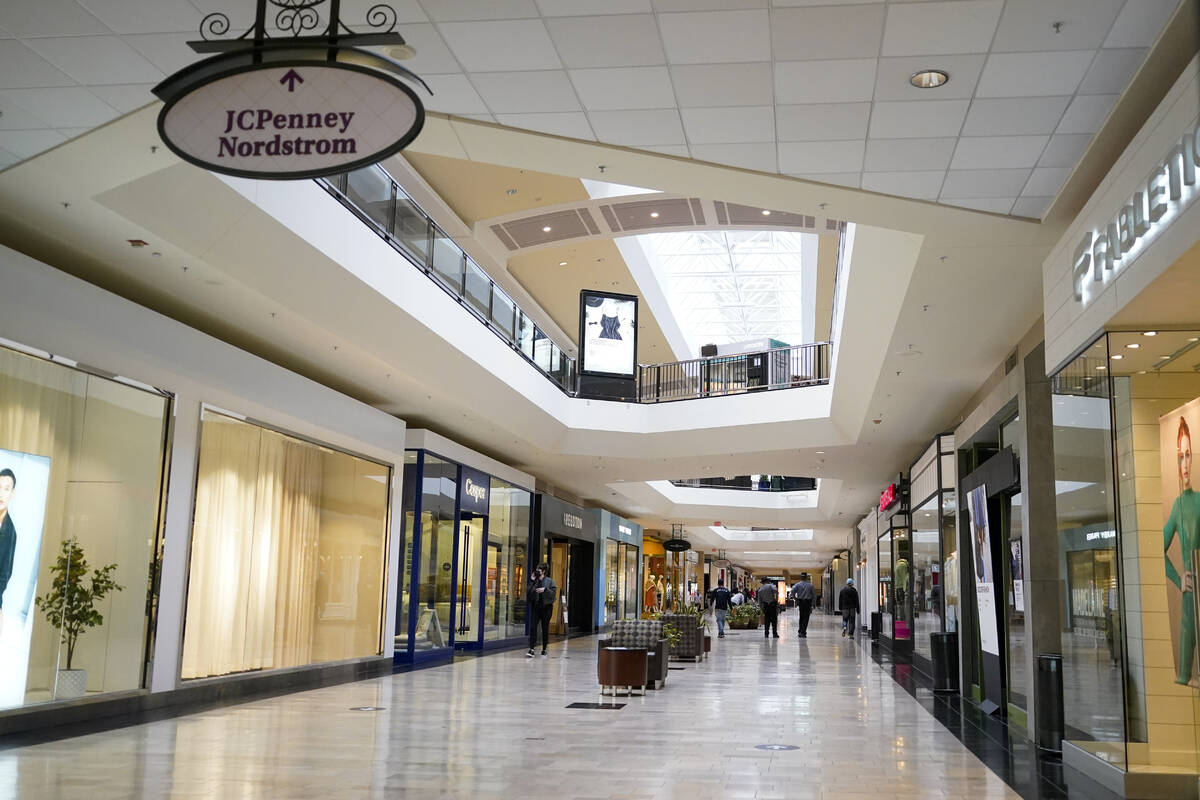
left=1160, top=396, right=1200, bottom=688
left=967, top=484, right=1000, bottom=657
left=0, top=448, right=50, bottom=708
left=579, top=290, right=638, bottom=377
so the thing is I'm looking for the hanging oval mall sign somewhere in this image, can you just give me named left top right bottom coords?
left=157, top=62, right=424, bottom=180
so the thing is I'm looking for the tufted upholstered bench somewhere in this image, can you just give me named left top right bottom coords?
left=597, top=619, right=669, bottom=690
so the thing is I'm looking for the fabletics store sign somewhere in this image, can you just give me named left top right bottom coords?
left=157, top=63, right=424, bottom=180
left=1072, top=118, right=1200, bottom=305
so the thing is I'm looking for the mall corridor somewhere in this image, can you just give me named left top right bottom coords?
left=2, top=613, right=1031, bottom=800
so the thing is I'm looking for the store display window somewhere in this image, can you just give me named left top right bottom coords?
left=485, top=478, right=529, bottom=641
left=0, top=344, right=170, bottom=708
left=182, top=409, right=390, bottom=679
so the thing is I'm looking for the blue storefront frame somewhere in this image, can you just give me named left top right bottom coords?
left=396, top=449, right=534, bottom=666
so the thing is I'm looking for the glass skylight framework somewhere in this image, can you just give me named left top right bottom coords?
left=645, top=230, right=809, bottom=352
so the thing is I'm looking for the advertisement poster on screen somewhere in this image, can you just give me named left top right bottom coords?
left=579, top=290, right=638, bottom=377
left=1160, top=396, right=1200, bottom=689
left=967, top=484, right=1000, bottom=656
left=1011, top=539, right=1024, bottom=613
left=0, top=448, right=50, bottom=708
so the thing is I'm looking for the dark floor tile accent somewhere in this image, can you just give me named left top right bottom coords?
left=565, top=702, right=625, bottom=709
left=668, top=667, right=686, bottom=671
left=870, top=645, right=1068, bottom=800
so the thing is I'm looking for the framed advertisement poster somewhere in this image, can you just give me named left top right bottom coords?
left=1161, top=396, right=1200, bottom=688
left=579, top=290, right=638, bottom=377
left=0, top=448, right=51, bottom=708
left=968, top=484, right=1000, bottom=656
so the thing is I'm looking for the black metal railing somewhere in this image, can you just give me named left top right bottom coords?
left=638, top=342, right=829, bottom=403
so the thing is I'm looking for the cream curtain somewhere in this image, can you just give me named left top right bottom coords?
left=182, top=417, right=323, bottom=679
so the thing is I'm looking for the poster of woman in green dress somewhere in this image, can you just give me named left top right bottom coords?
left=1162, top=401, right=1200, bottom=688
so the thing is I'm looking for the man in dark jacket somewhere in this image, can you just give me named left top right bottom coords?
left=838, top=578, right=860, bottom=638
left=710, top=578, right=732, bottom=638
left=526, top=562, right=557, bottom=657
left=758, top=577, right=779, bottom=638
left=791, top=573, right=816, bottom=638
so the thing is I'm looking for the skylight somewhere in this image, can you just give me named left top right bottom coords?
left=642, top=230, right=813, bottom=354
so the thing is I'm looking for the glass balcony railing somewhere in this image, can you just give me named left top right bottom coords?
left=320, top=166, right=578, bottom=393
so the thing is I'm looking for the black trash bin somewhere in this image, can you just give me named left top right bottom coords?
left=931, top=632, right=959, bottom=693
left=1036, top=653, right=1065, bottom=752
left=870, top=611, right=882, bottom=640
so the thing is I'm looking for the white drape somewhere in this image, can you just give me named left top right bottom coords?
left=182, top=418, right=322, bottom=679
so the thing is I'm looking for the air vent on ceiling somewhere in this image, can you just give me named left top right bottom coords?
left=600, top=197, right=702, bottom=233
left=490, top=208, right=600, bottom=250
left=720, top=202, right=816, bottom=229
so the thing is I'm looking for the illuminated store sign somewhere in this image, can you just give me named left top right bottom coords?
left=879, top=483, right=899, bottom=512
left=564, top=513, right=583, bottom=530
left=1073, top=118, right=1200, bottom=305
left=463, top=478, right=487, bottom=503
left=1086, top=529, right=1116, bottom=541
left=618, top=524, right=632, bottom=536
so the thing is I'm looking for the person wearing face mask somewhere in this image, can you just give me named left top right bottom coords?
left=526, top=563, right=557, bottom=658
left=1165, top=417, right=1200, bottom=685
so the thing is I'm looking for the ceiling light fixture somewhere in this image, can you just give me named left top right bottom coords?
left=1125, top=343, right=1139, bottom=349
left=650, top=211, right=660, bottom=218
left=1143, top=331, right=1157, bottom=336
left=1110, top=354, right=1123, bottom=360
left=542, top=226, right=552, bottom=232
left=558, top=261, right=568, bottom=266
left=1096, top=365, right=1107, bottom=370
left=761, top=209, right=771, bottom=216
left=910, top=69, right=949, bottom=89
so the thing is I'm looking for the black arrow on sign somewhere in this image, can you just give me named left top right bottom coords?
left=280, top=69, right=304, bottom=92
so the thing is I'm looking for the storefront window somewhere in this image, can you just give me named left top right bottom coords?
left=623, top=543, right=639, bottom=619
left=0, top=345, right=169, bottom=708
left=878, top=530, right=892, bottom=636
left=398, top=451, right=417, bottom=652
left=182, top=409, right=389, bottom=679
left=943, top=493, right=959, bottom=633
left=911, top=496, right=941, bottom=663
left=605, top=539, right=619, bottom=624
left=1006, top=493, right=1028, bottom=710
left=416, top=455, right=455, bottom=652
left=893, top=526, right=912, bottom=640
left=485, top=478, right=529, bottom=641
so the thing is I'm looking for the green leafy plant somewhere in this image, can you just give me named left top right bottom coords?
left=727, top=603, right=761, bottom=629
left=682, top=602, right=710, bottom=633
left=34, top=539, right=123, bottom=671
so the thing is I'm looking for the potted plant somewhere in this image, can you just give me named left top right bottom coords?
left=728, top=603, right=761, bottom=630
left=34, top=538, right=122, bottom=700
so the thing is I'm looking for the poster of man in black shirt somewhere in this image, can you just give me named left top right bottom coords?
left=0, top=467, right=16, bottom=633
left=0, top=449, right=50, bottom=708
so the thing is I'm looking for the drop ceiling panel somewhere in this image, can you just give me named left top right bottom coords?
left=881, top=1, right=1004, bottom=57
left=439, top=20, right=562, bottom=71
left=869, top=100, right=969, bottom=139
left=1078, top=48, right=1149, bottom=95
left=569, top=66, right=675, bottom=111
left=0, top=0, right=108, bottom=38
left=536, top=0, right=653, bottom=15
left=0, top=41, right=73, bottom=90
left=774, top=59, right=876, bottom=104
left=0, top=87, right=118, bottom=128
left=380, top=24, right=461, bottom=75
left=680, top=106, right=774, bottom=145
left=776, top=103, right=870, bottom=143
left=953, top=197, right=1016, bottom=214
left=1011, top=195, right=1053, bottom=218
left=950, top=135, right=1048, bottom=170
left=1023, top=166, right=1072, bottom=197
left=24, top=36, right=163, bottom=86
left=777, top=140, right=865, bottom=174
left=495, top=112, right=596, bottom=140
left=546, top=14, right=664, bottom=68
left=860, top=170, right=945, bottom=200
left=670, top=63, right=773, bottom=108
left=124, top=33, right=202, bottom=76
left=770, top=5, right=885, bottom=62
left=472, top=70, right=580, bottom=113
left=77, top=0, right=198, bottom=36
left=940, top=168, right=1031, bottom=198
left=990, top=0, right=1124, bottom=53
left=975, top=51, right=1094, bottom=97
left=864, top=138, right=957, bottom=172
left=421, top=74, right=489, bottom=114
left=1037, top=133, right=1093, bottom=168
left=0, top=101, right=47, bottom=130
left=588, top=109, right=686, bottom=146
left=0, top=129, right=66, bottom=159
left=788, top=172, right=861, bottom=189
left=1104, top=0, right=1180, bottom=48
left=961, top=97, right=1071, bottom=136
left=689, top=143, right=777, bottom=173
left=657, top=10, right=770, bottom=65
left=420, top=0, right=541, bottom=22
left=873, top=54, right=986, bottom=101
left=1056, top=93, right=1118, bottom=134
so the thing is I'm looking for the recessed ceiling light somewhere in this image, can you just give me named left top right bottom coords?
left=1096, top=365, right=1107, bottom=370
left=1138, top=370, right=1147, bottom=374
left=1110, top=354, right=1123, bottom=360
left=762, top=209, right=771, bottom=216
left=1160, top=355, right=1171, bottom=360
left=650, top=211, right=660, bottom=218
left=910, top=69, right=949, bottom=89
left=1143, top=331, right=1157, bottom=336
left=542, top=226, right=552, bottom=232
left=1190, top=337, right=1199, bottom=342
left=815, top=450, right=825, bottom=454
left=1125, top=343, right=1139, bottom=349
left=558, top=260, right=568, bottom=267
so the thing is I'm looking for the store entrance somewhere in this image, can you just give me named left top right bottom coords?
left=453, top=513, right=486, bottom=647
left=545, top=537, right=596, bottom=635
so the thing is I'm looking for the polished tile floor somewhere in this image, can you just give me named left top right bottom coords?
left=2, top=612, right=1025, bottom=799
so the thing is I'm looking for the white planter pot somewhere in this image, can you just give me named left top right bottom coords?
left=55, top=668, right=87, bottom=700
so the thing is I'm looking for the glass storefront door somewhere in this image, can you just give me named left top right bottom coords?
left=549, top=541, right=569, bottom=635
left=453, top=515, right=485, bottom=645
left=623, top=544, right=639, bottom=619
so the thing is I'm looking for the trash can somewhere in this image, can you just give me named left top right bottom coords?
left=870, top=611, right=882, bottom=641
left=1036, top=653, right=1065, bottom=752
left=931, top=632, right=959, bottom=693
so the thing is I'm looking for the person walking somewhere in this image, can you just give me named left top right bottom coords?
left=791, top=573, right=816, bottom=638
left=710, top=578, right=732, bottom=638
left=526, top=563, right=556, bottom=657
left=838, top=578, right=860, bottom=638
left=758, top=577, right=779, bottom=638
left=731, top=587, right=745, bottom=606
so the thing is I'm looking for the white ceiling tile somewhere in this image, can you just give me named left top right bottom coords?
left=776, top=103, right=870, bottom=142
left=0, top=148, right=18, bottom=169
left=339, top=0, right=429, bottom=24
left=873, top=54, right=986, bottom=101
left=439, top=20, right=561, bottom=72
left=681, top=106, right=774, bottom=144
left=671, top=63, right=772, bottom=108
left=588, top=109, right=685, bottom=145
left=1078, top=47, right=1148, bottom=95
left=0, top=87, right=119, bottom=128
left=770, top=5, right=885, bottom=61
left=472, top=71, right=580, bottom=113
left=1037, top=132, right=1093, bottom=167
left=380, top=25, right=462, bottom=75
left=419, top=0, right=540, bottom=21
left=778, top=140, right=864, bottom=173
left=1023, top=166, right=1072, bottom=196
left=881, top=1, right=1003, bottom=57
left=637, top=143, right=690, bottom=156
left=457, top=113, right=495, bottom=122
left=940, top=168, right=1031, bottom=198
left=864, top=138, right=957, bottom=172
left=495, top=111, right=595, bottom=139
left=421, top=74, right=489, bottom=114
left=1011, top=195, right=1053, bottom=218
left=774, top=0, right=883, bottom=5
left=1056, top=93, right=1118, bottom=134
left=537, top=0, right=652, bottom=14
left=88, top=83, right=155, bottom=113
left=951, top=135, right=1047, bottom=169
left=658, top=10, right=770, bottom=65
left=652, top=0, right=765, bottom=10
left=0, top=100, right=47, bottom=130
left=961, top=97, right=1070, bottom=136
left=689, top=142, right=777, bottom=172
left=0, top=41, right=74, bottom=89
left=78, top=0, right=198, bottom=34
left=774, top=59, right=876, bottom=104
left=25, top=36, right=163, bottom=86
left=861, top=170, right=944, bottom=200
left=1104, top=0, right=1178, bottom=48
left=547, top=15, right=664, bottom=68
left=975, top=51, right=1094, bottom=97
left=991, top=0, right=1124, bottom=53
left=570, top=67, right=674, bottom=111
left=123, top=33, right=201, bottom=76
left=0, top=128, right=67, bottom=159
left=869, top=100, right=969, bottom=139
left=0, top=0, right=108, bottom=37
left=950, top=197, right=1017, bottom=214
left=789, top=172, right=861, bottom=189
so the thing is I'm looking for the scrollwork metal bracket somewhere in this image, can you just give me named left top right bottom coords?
left=190, top=0, right=407, bottom=56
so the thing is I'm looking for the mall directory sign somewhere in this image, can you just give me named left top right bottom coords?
left=156, top=61, right=425, bottom=180
left=579, top=290, right=638, bottom=378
